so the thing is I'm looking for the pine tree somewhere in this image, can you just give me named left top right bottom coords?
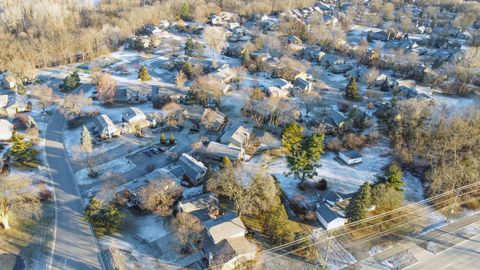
left=241, top=49, right=251, bottom=66
left=385, top=163, right=404, bottom=191
left=287, top=145, right=316, bottom=184
left=282, top=122, right=303, bottom=152
left=160, top=133, right=166, bottom=144
left=138, top=65, right=151, bottom=81
left=346, top=182, right=372, bottom=222
left=222, top=156, right=232, bottom=168
left=169, top=134, right=175, bottom=145
left=84, top=197, right=125, bottom=234
left=263, top=197, right=292, bottom=245
left=306, top=133, right=324, bottom=161
left=185, top=38, right=195, bottom=56
left=10, top=132, right=37, bottom=163
left=345, top=77, right=358, bottom=100
left=81, top=125, right=93, bottom=152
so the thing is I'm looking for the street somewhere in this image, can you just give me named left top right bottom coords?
left=45, top=84, right=103, bottom=270
left=408, top=233, right=480, bottom=270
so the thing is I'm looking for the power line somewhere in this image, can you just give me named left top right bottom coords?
left=209, top=182, right=480, bottom=270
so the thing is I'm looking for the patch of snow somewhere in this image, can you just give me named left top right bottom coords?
left=134, top=215, right=169, bottom=243
left=74, top=157, right=136, bottom=186
left=403, top=172, right=424, bottom=202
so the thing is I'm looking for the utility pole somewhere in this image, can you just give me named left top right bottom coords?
left=446, top=189, right=460, bottom=223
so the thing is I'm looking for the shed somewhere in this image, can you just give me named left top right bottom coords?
left=206, top=142, right=244, bottom=161
left=338, top=150, right=363, bottom=165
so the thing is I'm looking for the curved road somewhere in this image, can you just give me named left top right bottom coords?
left=45, top=83, right=103, bottom=270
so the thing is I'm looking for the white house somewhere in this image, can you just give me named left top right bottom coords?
left=220, top=125, right=251, bottom=149
left=2, top=74, right=16, bottom=89
left=122, top=107, right=147, bottom=123
left=93, top=114, right=117, bottom=139
left=339, top=150, right=363, bottom=165
left=316, top=203, right=346, bottom=230
left=0, top=119, right=14, bottom=141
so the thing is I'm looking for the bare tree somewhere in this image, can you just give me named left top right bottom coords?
left=0, top=174, right=41, bottom=230
left=137, top=178, right=182, bottom=216
left=96, top=73, right=117, bottom=104
left=171, top=212, right=204, bottom=254
left=31, top=84, right=56, bottom=113
left=72, top=144, right=100, bottom=178
left=176, top=70, right=187, bottom=87
left=203, top=26, right=227, bottom=68
left=364, top=68, right=380, bottom=87
left=191, top=75, right=225, bottom=106
left=298, top=91, right=321, bottom=117
left=162, top=102, right=184, bottom=127
left=61, top=92, right=92, bottom=117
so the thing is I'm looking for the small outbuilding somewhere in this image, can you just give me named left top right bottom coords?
left=338, top=150, right=363, bottom=165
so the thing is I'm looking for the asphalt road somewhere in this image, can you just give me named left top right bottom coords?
left=408, top=233, right=480, bottom=270
left=45, top=84, right=103, bottom=270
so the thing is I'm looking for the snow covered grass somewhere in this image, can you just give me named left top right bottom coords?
left=369, top=241, right=394, bottom=256
left=378, top=250, right=418, bottom=270
left=133, top=215, right=169, bottom=243
left=403, top=172, right=424, bottom=202
left=74, top=157, right=136, bottom=186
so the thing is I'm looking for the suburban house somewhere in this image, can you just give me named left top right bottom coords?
left=206, top=142, right=244, bottom=161
left=266, top=86, right=290, bottom=98
left=294, top=77, right=312, bottom=92
left=177, top=153, right=208, bottom=185
left=5, top=95, right=29, bottom=117
left=178, top=193, right=219, bottom=221
left=203, top=212, right=256, bottom=270
left=114, top=85, right=151, bottom=103
left=93, top=114, right=117, bottom=139
left=151, top=85, right=186, bottom=105
left=121, top=107, right=150, bottom=133
left=316, top=203, right=346, bottom=230
left=2, top=73, right=16, bottom=89
left=0, top=119, right=14, bottom=141
left=201, top=109, right=226, bottom=132
left=213, top=64, right=235, bottom=93
left=322, top=190, right=344, bottom=206
left=220, top=125, right=251, bottom=149
left=339, top=150, right=363, bottom=165
left=329, top=110, right=347, bottom=128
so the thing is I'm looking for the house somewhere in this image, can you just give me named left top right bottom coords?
left=316, top=203, right=346, bottom=230
left=322, top=190, right=344, bottom=206
left=287, top=35, right=302, bottom=44
left=211, top=15, right=223, bottom=26
left=122, top=107, right=147, bottom=123
left=294, top=77, right=312, bottom=92
left=201, top=109, right=226, bottom=132
left=250, top=49, right=272, bottom=62
left=206, top=142, right=244, bottom=161
left=220, top=125, right=250, bottom=149
left=0, top=120, right=13, bottom=141
left=93, top=114, right=117, bottom=139
left=0, top=95, right=8, bottom=108
left=213, top=64, right=235, bottom=93
left=206, top=236, right=256, bottom=270
left=2, top=74, right=16, bottom=89
left=339, top=150, right=363, bottom=165
left=151, top=86, right=186, bottom=105
left=266, top=86, right=290, bottom=98
left=5, top=95, right=29, bottom=117
left=177, top=153, right=208, bottom=185
left=303, top=47, right=325, bottom=62
left=204, top=212, right=247, bottom=244
left=178, top=193, right=219, bottom=221
left=114, top=85, right=151, bottom=103
left=329, top=110, right=347, bottom=128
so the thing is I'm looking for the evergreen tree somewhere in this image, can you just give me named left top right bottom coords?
left=287, top=145, right=316, bottom=184
left=83, top=197, right=125, bottom=234
left=282, top=122, right=303, bottom=152
left=222, top=156, right=232, bottom=168
left=185, top=38, right=195, bottom=56
left=306, top=133, right=324, bottom=161
left=169, top=134, right=175, bottom=145
left=63, top=72, right=80, bottom=91
left=241, top=49, right=251, bottom=65
left=10, top=132, right=37, bottom=163
left=138, top=65, right=151, bottom=81
left=263, top=197, right=292, bottom=245
left=81, top=125, right=93, bottom=152
left=346, top=182, right=372, bottom=222
left=180, top=2, right=190, bottom=20
left=345, top=77, right=358, bottom=100
left=385, top=163, right=404, bottom=191
left=160, top=133, right=166, bottom=144
left=380, top=78, right=390, bottom=92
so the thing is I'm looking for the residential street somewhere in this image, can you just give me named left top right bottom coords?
left=45, top=84, right=103, bottom=270
left=408, top=233, right=480, bottom=270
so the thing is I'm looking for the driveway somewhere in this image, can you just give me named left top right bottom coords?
left=45, top=84, right=104, bottom=270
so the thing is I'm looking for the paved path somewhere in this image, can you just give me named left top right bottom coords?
left=46, top=84, right=103, bottom=270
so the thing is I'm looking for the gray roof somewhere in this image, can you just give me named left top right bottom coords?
left=206, top=142, right=243, bottom=161
left=178, top=153, right=207, bottom=181
left=316, top=203, right=340, bottom=223
left=204, top=212, right=246, bottom=244
left=93, top=114, right=115, bottom=130
left=329, top=110, right=347, bottom=127
left=340, top=150, right=362, bottom=159
left=122, top=107, right=146, bottom=122
left=323, top=190, right=343, bottom=203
